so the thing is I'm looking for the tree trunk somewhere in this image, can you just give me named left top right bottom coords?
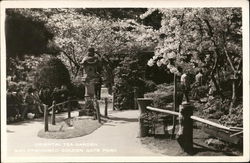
left=230, top=73, right=237, bottom=109
left=211, top=75, right=224, bottom=99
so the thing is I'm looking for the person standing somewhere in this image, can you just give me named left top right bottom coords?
left=195, top=69, right=204, bottom=86
left=180, top=69, right=191, bottom=102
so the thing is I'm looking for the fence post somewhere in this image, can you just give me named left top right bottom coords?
left=94, top=98, right=101, bottom=123
left=133, top=87, right=138, bottom=110
left=68, top=100, right=71, bottom=118
left=104, top=97, right=108, bottom=117
left=51, top=101, right=56, bottom=125
left=137, top=98, right=153, bottom=137
left=177, top=102, right=194, bottom=153
left=44, top=105, right=48, bottom=132
left=172, top=73, right=178, bottom=139
left=112, top=86, right=115, bottom=110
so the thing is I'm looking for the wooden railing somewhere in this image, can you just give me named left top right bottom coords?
left=147, top=106, right=242, bottom=132
left=43, top=98, right=109, bottom=132
left=137, top=99, right=243, bottom=153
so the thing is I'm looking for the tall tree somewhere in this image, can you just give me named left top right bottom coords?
left=146, top=8, right=242, bottom=106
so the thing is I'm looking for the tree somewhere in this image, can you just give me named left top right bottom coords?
left=10, top=8, right=158, bottom=89
left=34, top=57, right=71, bottom=90
left=145, top=8, right=242, bottom=106
left=5, top=9, right=54, bottom=58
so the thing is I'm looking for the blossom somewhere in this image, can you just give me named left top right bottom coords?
left=156, top=60, right=163, bottom=67
left=170, top=67, right=178, bottom=74
left=167, top=63, right=174, bottom=69
left=160, top=58, right=167, bottom=65
left=163, top=53, right=168, bottom=59
left=167, top=51, right=176, bottom=59
left=152, top=55, right=158, bottom=60
left=147, top=58, right=155, bottom=67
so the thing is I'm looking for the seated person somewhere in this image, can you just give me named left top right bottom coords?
left=22, top=87, right=35, bottom=119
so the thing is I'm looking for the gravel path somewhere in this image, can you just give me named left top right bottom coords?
left=6, top=107, right=162, bottom=157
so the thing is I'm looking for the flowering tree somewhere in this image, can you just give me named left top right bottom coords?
left=145, top=8, right=242, bottom=106
left=11, top=8, right=158, bottom=85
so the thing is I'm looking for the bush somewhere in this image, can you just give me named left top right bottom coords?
left=144, top=80, right=157, bottom=93
left=200, top=97, right=243, bottom=127
left=71, top=78, right=85, bottom=99
left=190, top=85, right=209, bottom=99
left=219, top=104, right=243, bottom=127
left=144, top=83, right=183, bottom=110
left=34, top=57, right=71, bottom=90
left=144, top=92, right=183, bottom=109
left=113, top=55, right=146, bottom=110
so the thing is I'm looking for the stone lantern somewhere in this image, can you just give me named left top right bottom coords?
left=79, top=48, right=101, bottom=122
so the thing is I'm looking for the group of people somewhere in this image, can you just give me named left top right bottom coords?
left=179, top=68, right=204, bottom=103
left=7, top=84, right=70, bottom=122
left=7, top=87, right=43, bottom=121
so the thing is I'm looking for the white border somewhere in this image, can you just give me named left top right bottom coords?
left=1, top=0, right=249, bottom=162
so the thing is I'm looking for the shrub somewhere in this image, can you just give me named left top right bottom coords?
left=144, top=83, right=183, bottom=110
left=155, top=83, right=174, bottom=93
left=71, top=78, right=85, bottom=99
left=113, top=55, right=146, bottom=110
left=34, top=57, right=71, bottom=90
left=190, top=84, right=209, bottom=99
left=144, top=92, right=183, bottom=109
left=144, top=80, right=157, bottom=93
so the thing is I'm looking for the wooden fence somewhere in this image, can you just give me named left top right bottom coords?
left=137, top=99, right=243, bottom=153
left=43, top=98, right=109, bottom=132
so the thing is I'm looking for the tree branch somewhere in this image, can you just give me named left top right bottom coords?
left=223, top=46, right=236, bottom=73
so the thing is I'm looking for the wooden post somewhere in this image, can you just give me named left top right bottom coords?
left=68, top=101, right=71, bottom=118
left=44, top=105, right=48, bottom=132
left=104, top=97, right=108, bottom=117
left=177, top=103, right=194, bottom=153
left=133, top=87, right=138, bottom=110
left=137, top=98, right=153, bottom=137
left=51, top=101, right=56, bottom=125
left=94, top=98, right=101, bottom=123
left=112, top=86, right=115, bottom=110
left=138, top=115, right=148, bottom=137
left=172, top=73, right=177, bottom=139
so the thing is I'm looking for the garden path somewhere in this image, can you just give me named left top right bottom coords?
left=6, top=106, right=163, bottom=157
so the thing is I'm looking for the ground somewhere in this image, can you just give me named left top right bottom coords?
left=6, top=102, right=242, bottom=157
left=6, top=105, right=161, bottom=157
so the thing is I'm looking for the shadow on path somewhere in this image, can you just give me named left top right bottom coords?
left=192, top=143, right=237, bottom=156
left=108, top=116, right=138, bottom=123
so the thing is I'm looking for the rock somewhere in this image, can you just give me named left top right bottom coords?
left=205, top=138, right=226, bottom=149
left=27, top=113, right=35, bottom=119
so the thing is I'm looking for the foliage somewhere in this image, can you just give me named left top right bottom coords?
left=144, top=84, right=183, bottom=109
left=113, top=55, right=145, bottom=110
left=190, top=85, right=210, bottom=99
left=77, top=8, right=148, bottom=20
left=34, top=57, right=71, bottom=90
left=219, top=104, right=243, bottom=127
left=5, top=10, right=54, bottom=58
left=71, top=78, right=85, bottom=99
left=10, top=8, right=158, bottom=82
left=196, top=97, right=243, bottom=127
left=143, top=80, right=157, bottom=93
left=7, top=54, right=52, bottom=92
left=145, top=8, right=242, bottom=103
